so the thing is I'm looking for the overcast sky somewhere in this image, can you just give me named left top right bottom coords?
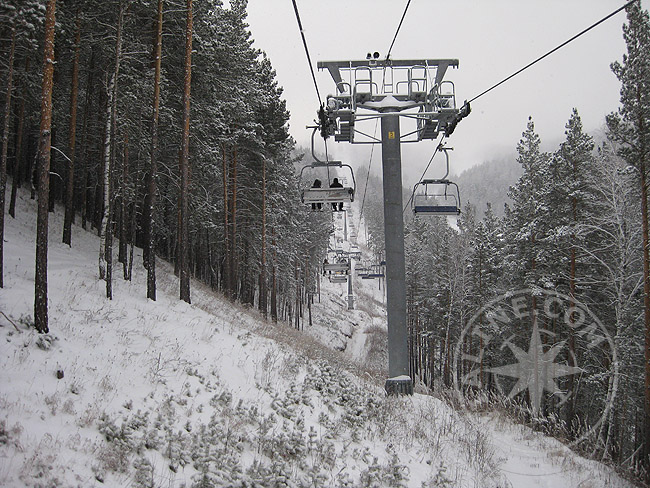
left=245, top=0, right=649, bottom=186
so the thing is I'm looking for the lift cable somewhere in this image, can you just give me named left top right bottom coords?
left=291, top=0, right=322, bottom=105
left=402, top=134, right=445, bottom=213
left=468, top=0, right=636, bottom=105
left=357, top=118, right=380, bottom=231
left=386, top=0, right=412, bottom=61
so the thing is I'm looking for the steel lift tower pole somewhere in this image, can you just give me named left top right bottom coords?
left=380, top=111, right=410, bottom=393
left=317, top=58, right=469, bottom=395
left=347, top=260, right=354, bottom=310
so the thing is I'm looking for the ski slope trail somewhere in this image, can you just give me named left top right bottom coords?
left=0, top=188, right=634, bottom=487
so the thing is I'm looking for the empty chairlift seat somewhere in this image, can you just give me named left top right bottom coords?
left=361, top=263, right=385, bottom=279
left=412, top=179, right=461, bottom=216
left=411, top=145, right=462, bottom=216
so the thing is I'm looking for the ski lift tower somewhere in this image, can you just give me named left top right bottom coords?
left=317, top=57, right=470, bottom=395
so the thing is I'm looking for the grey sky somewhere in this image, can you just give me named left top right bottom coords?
left=246, top=0, right=648, bottom=186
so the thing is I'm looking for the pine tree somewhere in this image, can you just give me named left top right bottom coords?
left=505, top=117, right=551, bottom=297
left=551, top=108, right=594, bottom=425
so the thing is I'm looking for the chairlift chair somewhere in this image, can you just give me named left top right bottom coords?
left=411, top=144, right=462, bottom=216
left=363, top=263, right=385, bottom=279
left=330, top=274, right=348, bottom=283
left=355, top=266, right=369, bottom=275
left=366, top=272, right=385, bottom=279
left=323, top=260, right=350, bottom=274
left=412, top=179, right=461, bottom=216
left=300, top=128, right=356, bottom=208
left=300, top=162, right=355, bottom=205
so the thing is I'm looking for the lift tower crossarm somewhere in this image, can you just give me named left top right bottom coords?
left=318, top=59, right=459, bottom=92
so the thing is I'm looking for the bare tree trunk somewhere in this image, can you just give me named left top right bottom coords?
left=105, top=181, right=113, bottom=299
left=229, top=147, right=237, bottom=300
left=35, top=0, right=57, bottom=333
left=178, top=0, right=193, bottom=303
left=119, top=132, right=128, bottom=275
left=98, top=86, right=111, bottom=278
left=9, top=57, right=28, bottom=219
left=48, top=128, right=56, bottom=213
left=63, top=10, right=81, bottom=246
left=305, top=256, right=311, bottom=326
left=222, top=143, right=229, bottom=296
left=271, top=224, right=277, bottom=322
left=79, top=50, right=95, bottom=230
left=294, top=258, right=300, bottom=330
left=144, top=0, right=163, bottom=300
left=99, top=3, right=123, bottom=296
left=259, top=155, right=267, bottom=317
left=98, top=103, right=111, bottom=276
left=127, top=201, right=136, bottom=281
left=0, top=28, right=16, bottom=288
left=92, top=98, right=105, bottom=234
left=566, top=187, right=578, bottom=427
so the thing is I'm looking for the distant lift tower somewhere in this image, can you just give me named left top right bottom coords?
left=317, top=58, right=470, bottom=395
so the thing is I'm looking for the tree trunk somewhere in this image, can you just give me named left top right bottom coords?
left=567, top=181, right=578, bottom=427
left=271, top=224, right=277, bottom=322
left=0, top=28, right=16, bottom=288
left=222, top=143, right=229, bottom=296
left=79, top=49, right=95, bottom=230
left=144, top=0, right=163, bottom=300
left=105, top=185, right=113, bottom=300
left=48, top=128, right=56, bottom=213
left=92, top=100, right=105, bottom=233
left=9, top=57, right=28, bottom=219
left=178, top=0, right=193, bottom=303
left=99, top=3, right=123, bottom=291
left=63, top=10, right=81, bottom=246
left=229, top=146, right=238, bottom=300
left=35, top=0, right=57, bottom=334
left=305, top=255, right=311, bottom=326
left=294, top=259, right=300, bottom=330
left=119, top=132, right=128, bottom=275
left=259, top=155, right=267, bottom=317
left=127, top=201, right=136, bottom=281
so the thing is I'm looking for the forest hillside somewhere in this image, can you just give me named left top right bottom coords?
left=0, top=187, right=636, bottom=488
left=453, top=155, right=521, bottom=215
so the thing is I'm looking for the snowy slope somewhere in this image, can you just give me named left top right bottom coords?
left=0, top=188, right=635, bottom=487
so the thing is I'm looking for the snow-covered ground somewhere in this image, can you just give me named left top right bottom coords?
left=0, top=188, right=636, bottom=487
